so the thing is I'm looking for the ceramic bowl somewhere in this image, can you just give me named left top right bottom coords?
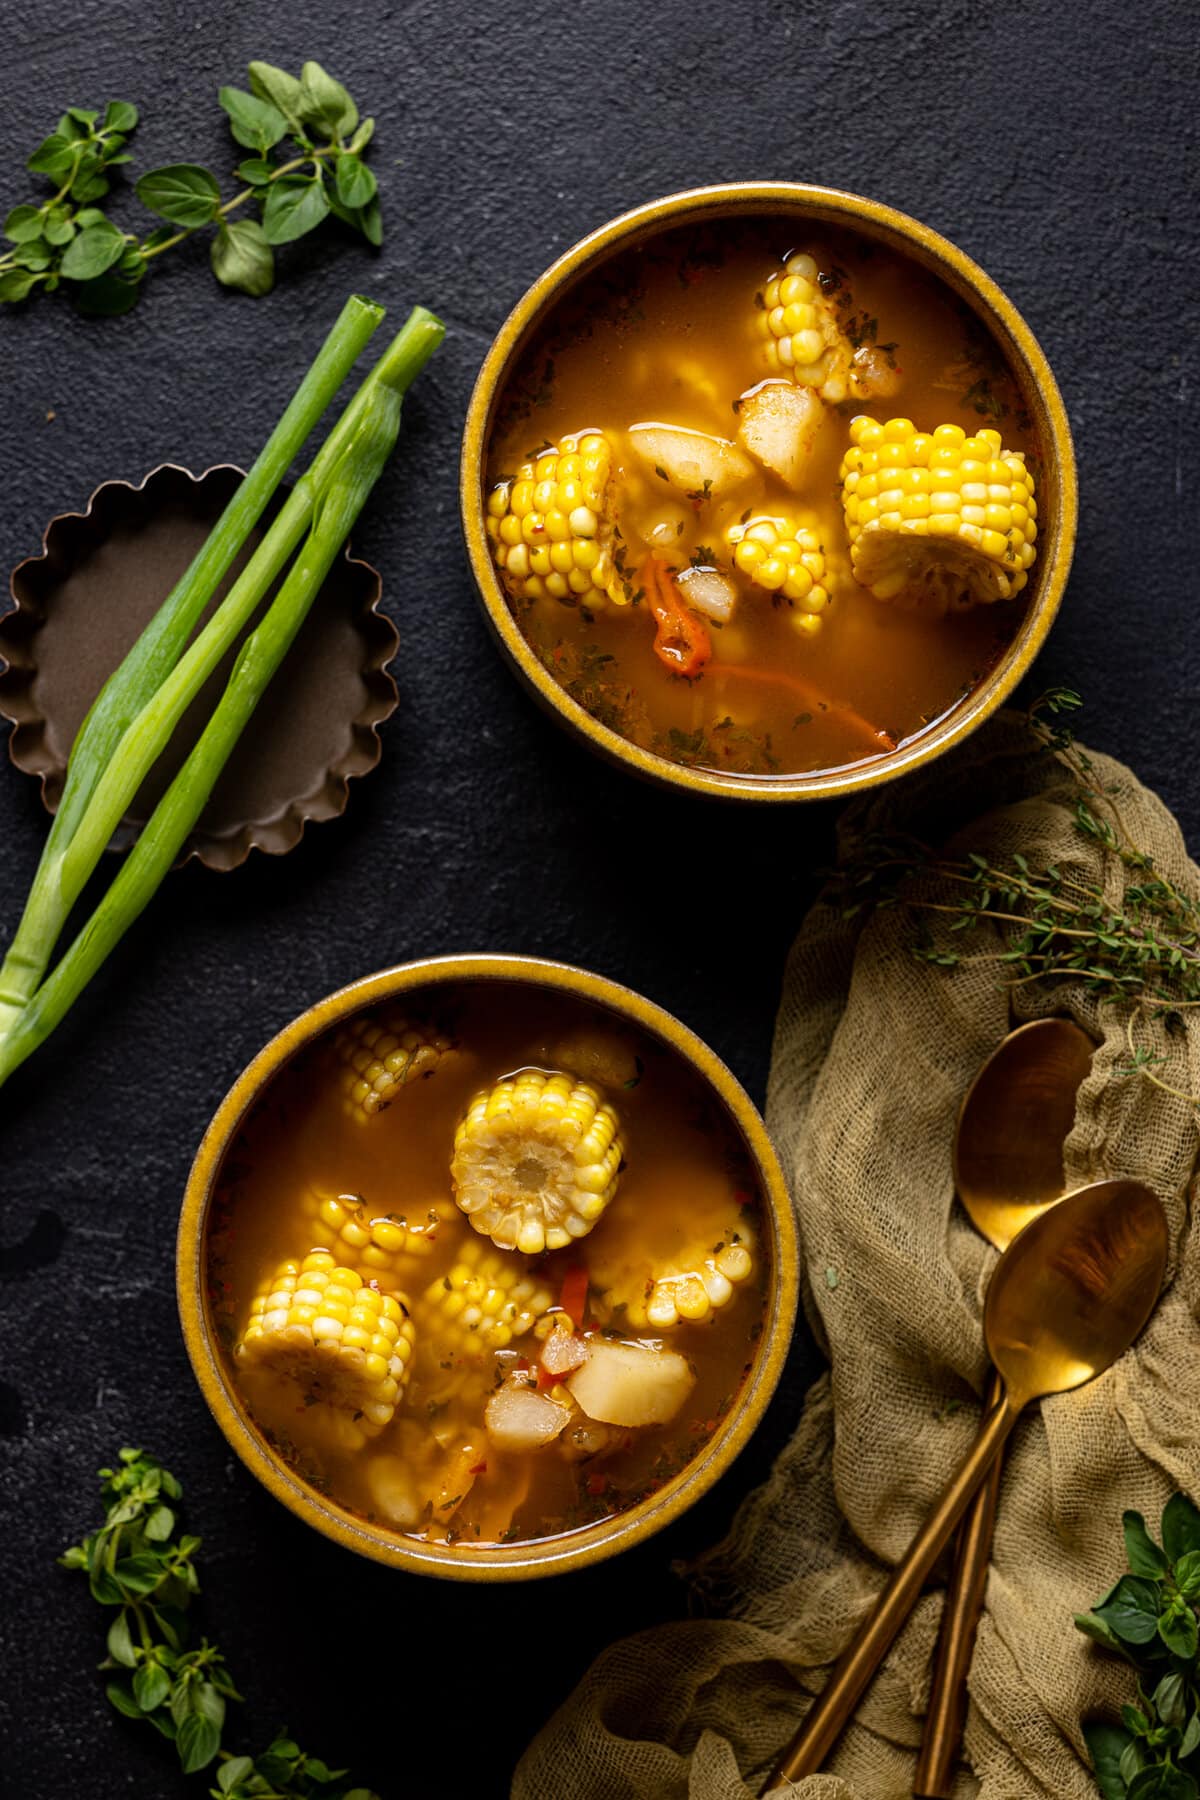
left=177, top=953, right=798, bottom=1580
left=460, top=182, right=1077, bottom=802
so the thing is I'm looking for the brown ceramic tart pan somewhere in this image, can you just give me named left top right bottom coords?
left=0, top=463, right=398, bottom=872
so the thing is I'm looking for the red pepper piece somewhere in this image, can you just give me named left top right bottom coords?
left=643, top=555, right=712, bottom=678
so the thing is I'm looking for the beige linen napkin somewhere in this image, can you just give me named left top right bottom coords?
left=514, top=710, right=1200, bottom=1799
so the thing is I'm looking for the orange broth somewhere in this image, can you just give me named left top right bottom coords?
left=206, top=984, right=767, bottom=1549
left=487, top=218, right=1038, bottom=778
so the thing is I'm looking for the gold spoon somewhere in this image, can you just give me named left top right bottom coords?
left=765, top=1177, right=1167, bottom=1792
left=914, top=1017, right=1096, bottom=1797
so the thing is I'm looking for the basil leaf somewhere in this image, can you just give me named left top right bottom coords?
left=1095, top=1574, right=1164, bottom=1645
left=0, top=267, right=39, bottom=303
left=60, top=221, right=126, bottom=280
left=1085, top=1720, right=1137, bottom=1800
left=210, top=220, right=274, bottom=297
left=136, top=163, right=221, bottom=227
left=1163, top=1493, right=1200, bottom=1563
left=177, top=1713, right=221, bottom=1774
left=261, top=176, right=329, bottom=245
left=335, top=154, right=376, bottom=209
left=1127, top=1764, right=1200, bottom=1799
left=104, top=100, right=139, bottom=132
left=298, top=60, right=358, bottom=135
left=1125, top=1511, right=1170, bottom=1578
left=4, top=205, right=44, bottom=242
left=1155, top=1672, right=1188, bottom=1727
left=218, top=86, right=287, bottom=152
left=247, top=61, right=305, bottom=129
left=1176, top=1549, right=1200, bottom=1598
left=133, top=1661, right=171, bottom=1712
left=1159, top=1599, right=1199, bottom=1659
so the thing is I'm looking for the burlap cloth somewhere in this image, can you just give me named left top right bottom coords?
left=513, top=711, right=1200, bottom=1800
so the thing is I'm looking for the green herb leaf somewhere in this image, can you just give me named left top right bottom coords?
left=1159, top=1597, right=1199, bottom=1659
left=105, top=1679, right=144, bottom=1721
left=1182, top=1711, right=1200, bottom=1758
left=1163, top=1494, right=1200, bottom=1563
left=1075, top=1609, right=1138, bottom=1660
left=1153, top=1671, right=1188, bottom=1728
left=4, top=205, right=44, bottom=242
left=298, top=60, right=358, bottom=135
left=106, top=1610, right=137, bottom=1667
left=104, top=100, right=139, bottom=131
left=1095, top=1574, right=1164, bottom=1645
left=335, top=153, right=376, bottom=208
left=72, top=173, right=111, bottom=203
left=247, top=60, right=305, bottom=129
left=217, top=1756, right=254, bottom=1791
left=136, top=163, right=222, bottom=227
left=260, top=176, right=329, bottom=244
left=144, top=1504, right=176, bottom=1542
left=1176, top=1549, right=1200, bottom=1598
left=177, top=1712, right=221, bottom=1774
left=218, top=86, right=288, bottom=153
left=1124, top=1511, right=1170, bottom=1578
left=346, top=116, right=375, bottom=154
left=210, top=219, right=274, bottom=297
left=1127, top=1764, right=1200, bottom=1799
left=0, top=267, right=39, bottom=303
left=67, top=106, right=99, bottom=128
left=60, top=220, right=126, bottom=279
left=133, top=1662, right=171, bottom=1712
left=113, top=1552, right=167, bottom=1595
left=43, top=209, right=76, bottom=246
left=236, top=158, right=274, bottom=186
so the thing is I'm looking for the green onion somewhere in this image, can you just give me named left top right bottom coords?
left=0, top=292, right=385, bottom=1032
left=0, top=304, right=442, bottom=1090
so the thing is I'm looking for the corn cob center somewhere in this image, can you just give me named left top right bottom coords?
left=451, top=1068, right=624, bottom=1255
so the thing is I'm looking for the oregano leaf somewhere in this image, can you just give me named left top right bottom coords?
left=218, top=86, right=287, bottom=153
left=104, top=100, right=139, bottom=131
left=4, top=205, right=44, bottom=242
left=59, top=220, right=126, bottom=279
left=177, top=1712, right=221, bottom=1774
left=1124, top=1511, right=1170, bottom=1578
left=260, top=176, right=329, bottom=245
left=210, top=219, right=274, bottom=296
left=298, top=60, right=358, bottom=135
left=335, top=153, right=376, bottom=208
left=246, top=61, right=305, bottom=129
left=135, top=163, right=221, bottom=227
left=1163, top=1494, right=1200, bottom=1563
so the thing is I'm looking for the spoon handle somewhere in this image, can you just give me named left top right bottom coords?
left=764, top=1392, right=1019, bottom=1792
left=912, top=1370, right=1006, bottom=1798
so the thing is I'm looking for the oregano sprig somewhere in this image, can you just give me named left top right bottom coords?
left=60, top=1449, right=379, bottom=1798
left=1076, top=1495, right=1200, bottom=1798
left=1, top=60, right=380, bottom=315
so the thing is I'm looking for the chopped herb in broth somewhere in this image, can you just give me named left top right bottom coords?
left=206, top=985, right=768, bottom=1549
left=485, top=218, right=1040, bottom=778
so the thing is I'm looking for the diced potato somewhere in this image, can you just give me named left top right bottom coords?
left=485, top=1380, right=570, bottom=1453
left=365, top=1451, right=423, bottom=1528
left=736, top=381, right=825, bottom=489
left=676, top=564, right=738, bottom=624
left=545, top=1026, right=642, bottom=1091
left=540, top=1320, right=589, bottom=1377
left=850, top=344, right=901, bottom=401
left=628, top=423, right=755, bottom=502
left=566, top=1338, right=695, bottom=1428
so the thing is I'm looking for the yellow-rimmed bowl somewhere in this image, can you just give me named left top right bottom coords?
left=177, top=953, right=798, bottom=1581
left=461, top=182, right=1077, bottom=801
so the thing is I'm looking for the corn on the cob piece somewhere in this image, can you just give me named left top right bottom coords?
left=236, top=1250, right=416, bottom=1440
left=451, top=1069, right=624, bottom=1254
left=840, top=417, right=1037, bottom=612
left=487, top=431, right=626, bottom=612
left=301, top=1186, right=457, bottom=1282
left=420, top=1233, right=555, bottom=1353
left=755, top=253, right=852, bottom=403
left=538, top=1027, right=642, bottom=1093
left=589, top=1192, right=756, bottom=1329
left=726, top=513, right=831, bottom=636
left=329, top=1009, right=453, bottom=1124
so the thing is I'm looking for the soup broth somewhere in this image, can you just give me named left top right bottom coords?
left=207, top=983, right=768, bottom=1549
left=486, top=217, right=1040, bottom=778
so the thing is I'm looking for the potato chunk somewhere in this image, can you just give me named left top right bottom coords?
left=675, top=565, right=738, bottom=624
left=737, top=381, right=825, bottom=489
left=566, top=1339, right=695, bottom=1427
left=628, top=423, right=754, bottom=502
left=485, top=1380, right=570, bottom=1453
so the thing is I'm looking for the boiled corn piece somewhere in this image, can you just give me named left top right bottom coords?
left=755, top=253, right=851, bottom=403
left=236, top=1249, right=416, bottom=1438
left=840, top=417, right=1037, bottom=612
left=589, top=1194, right=756, bottom=1329
left=302, top=1186, right=457, bottom=1282
left=421, top=1234, right=555, bottom=1353
left=452, top=1069, right=624, bottom=1254
left=330, top=1009, right=453, bottom=1123
left=726, top=513, right=831, bottom=635
left=487, top=431, right=626, bottom=611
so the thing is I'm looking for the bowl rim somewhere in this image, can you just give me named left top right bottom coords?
left=460, top=179, right=1078, bottom=801
left=177, top=952, right=799, bottom=1581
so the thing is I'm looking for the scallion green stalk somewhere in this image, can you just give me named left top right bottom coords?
left=0, top=293, right=385, bottom=1033
left=0, top=305, right=443, bottom=1090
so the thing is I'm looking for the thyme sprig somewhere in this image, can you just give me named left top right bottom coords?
left=837, top=689, right=1200, bottom=1106
left=60, top=1449, right=378, bottom=1798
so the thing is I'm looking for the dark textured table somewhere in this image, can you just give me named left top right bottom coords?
left=1, top=5, right=1195, bottom=1793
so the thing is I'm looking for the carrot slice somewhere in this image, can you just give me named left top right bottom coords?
left=559, top=1265, right=589, bottom=1329
left=709, top=661, right=897, bottom=754
left=643, top=555, right=712, bottom=677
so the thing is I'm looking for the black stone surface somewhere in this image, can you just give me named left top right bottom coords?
left=0, top=4, right=1195, bottom=1793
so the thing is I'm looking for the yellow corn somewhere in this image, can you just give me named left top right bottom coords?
left=588, top=1189, right=757, bottom=1329
left=486, top=431, right=628, bottom=612
left=420, top=1235, right=555, bottom=1354
left=840, top=417, right=1038, bottom=611
left=330, top=1008, right=453, bottom=1123
left=301, top=1187, right=458, bottom=1282
left=755, top=253, right=851, bottom=402
left=236, top=1249, right=416, bottom=1438
left=451, top=1068, right=624, bottom=1254
left=726, top=513, right=831, bottom=636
